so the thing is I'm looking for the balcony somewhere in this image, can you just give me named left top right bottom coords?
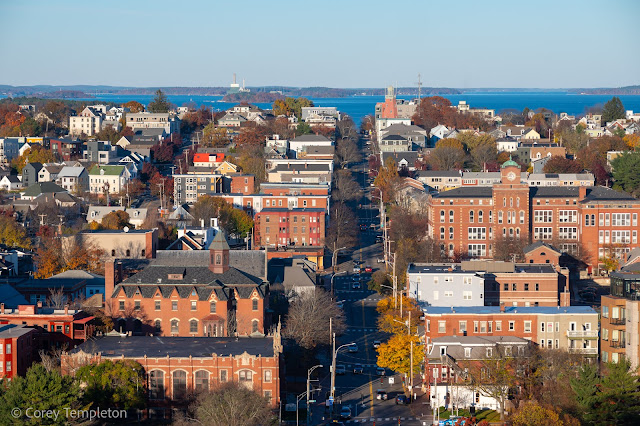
left=566, top=330, right=599, bottom=339
left=610, top=317, right=626, bottom=325
left=568, top=347, right=598, bottom=355
left=610, top=340, right=626, bottom=348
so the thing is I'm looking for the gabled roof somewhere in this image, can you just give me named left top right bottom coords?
left=523, top=241, right=561, bottom=255
left=291, top=134, right=331, bottom=143
left=89, top=165, right=126, bottom=176
left=57, top=166, right=86, bottom=178
left=22, top=182, right=67, bottom=197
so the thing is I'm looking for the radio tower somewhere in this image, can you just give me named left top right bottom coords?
left=416, top=73, right=422, bottom=100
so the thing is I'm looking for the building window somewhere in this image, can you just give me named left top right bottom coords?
left=496, top=321, right=502, bottom=331
left=252, top=299, right=259, bottom=311
left=438, top=321, right=446, bottom=333
left=509, top=321, right=515, bottom=331
left=252, top=320, right=259, bottom=333
left=149, top=370, right=164, bottom=399
left=191, top=301, right=197, bottom=311
left=195, top=370, right=209, bottom=392
left=119, top=301, right=125, bottom=311
left=464, top=347, right=471, bottom=357
left=171, top=320, right=179, bottom=333
left=524, top=321, right=531, bottom=333
left=210, top=302, right=216, bottom=313
left=504, top=283, right=509, bottom=291
left=190, top=320, right=198, bottom=333
left=264, top=370, right=272, bottom=382
left=535, top=283, right=539, bottom=291
left=173, top=371, right=187, bottom=399
left=449, top=210, right=454, bottom=223
left=239, top=370, right=253, bottom=382
left=155, top=301, right=161, bottom=310
left=512, top=283, right=517, bottom=291
left=264, top=390, right=272, bottom=404
left=459, top=321, right=467, bottom=333
left=524, top=283, right=529, bottom=291
left=134, top=301, right=141, bottom=310
left=463, top=291, right=472, bottom=300
left=172, top=301, right=178, bottom=311
left=155, top=319, right=161, bottom=332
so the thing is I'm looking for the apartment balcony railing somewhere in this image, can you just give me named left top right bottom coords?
left=610, top=340, right=626, bottom=348
left=566, top=330, right=599, bottom=339
left=568, top=347, right=598, bottom=355
left=610, top=318, right=626, bottom=325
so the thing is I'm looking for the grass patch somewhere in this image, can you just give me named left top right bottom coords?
left=436, top=408, right=499, bottom=422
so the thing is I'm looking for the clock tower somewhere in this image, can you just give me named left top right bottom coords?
left=492, top=156, right=531, bottom=249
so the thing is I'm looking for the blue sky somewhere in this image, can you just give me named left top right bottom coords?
left=1, top=0, right=638, bottom=88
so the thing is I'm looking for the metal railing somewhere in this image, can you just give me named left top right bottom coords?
left=568, top=347, right=598, bottom=354
left=610, top=318, right=626, bottom=325
left=566, top=330, right=599, bottom=339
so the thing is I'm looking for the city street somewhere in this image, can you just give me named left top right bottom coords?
left=310, top=134, right=431, bottom=425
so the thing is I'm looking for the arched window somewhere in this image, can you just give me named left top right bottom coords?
left=503, top=198, right=506, bottom=207
left=210, top=301, right=216, bottom=313
left=154, top=319, right=161, bottom=332
left=126, top=249, right=131, bottom=257
left=449, top=227, right=454, bottom=239
left=117, top=318, right=126, bottom=333
left=194, top=370, right=209, bottom=392
left=216, top=254, right=221, bottom=264
left=252, top=320, right=259, bottom=333
left=469, top=211, right=474, bottom=223
left=440, top=211, right=445, bottom=222
left=149, top=370, right=164, bottom=399
left=498, top=211, right=503, bottom=224
left=133, top=319, right=142, bottom=333
left=510, top=197, right=513, bottom=207
left=449, top=210, right=454, bottom=223
left=190, top=319, right=198, bottom=333
left=516, top=228, right=520, bottom=238
left=478, top=211, right=483, bottom=223
left=173, top=371, right=187, bottom=399
left=171, top=320, right=179, bottom=334
left=519, top=211, right=525, bottom=224
left=509, top=228, right=514, bottom=236
left=264, top=369, right=272, bottom=382
left=516, top=197, right=520, bottom=208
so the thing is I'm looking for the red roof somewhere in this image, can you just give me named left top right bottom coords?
left=201, top=314, right=224, bottom=322
left=193, top=153, right=210, bottom=162
left=74, top=316, right=95, bottom=324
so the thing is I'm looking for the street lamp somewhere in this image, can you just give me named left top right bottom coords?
left=330, top=338, right=356, bottom=417
left=332, top=246, right=347, bottom=273
left=296, top=391, right=307, bottom=426
left=330, top=271, right=347, bottom=298
left=306, top=364, right=323, bottom=426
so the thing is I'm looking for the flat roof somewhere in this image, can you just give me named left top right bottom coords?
left=0, top=324, right=35, bottom=338
left=72, top=336, right=275, bottom=358
left=422, top=306, right=597, bottom=315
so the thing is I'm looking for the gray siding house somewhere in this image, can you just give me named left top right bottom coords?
left=407, top=263, right=485, bottom=307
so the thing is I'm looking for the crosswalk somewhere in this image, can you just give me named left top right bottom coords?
left=340, top=297, right=380, bottom=302
left=346, top=328, right=378, bottom=333
left=347, top=417, right=423, bottom=423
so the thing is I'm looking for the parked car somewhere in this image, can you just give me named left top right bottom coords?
left=353, top=266, right=361, bottom=274
left=336, top=300, right=344, bottom=309
left=359, top=224, right=367, bottom=231
left=339, top=406, right=352, bottom=420
left=348, top=343, right=358, bottom=353
left=335, top=365, right=346, bottom=375
left=376, top=389, right=388, bottom=400
left=375, top=236, right=383, bottom=243
left=364, top=266, right=373, bottom=273
left=352, top=281, right=361, bottom=290
left=373, top=340, right=382, bottom=348
left=396, top=394, right=409, bottom=405
left=377, top=258, right=385, bottom=263
left=369, top=223, right=376, bottom=229
left=376, top=367, right=386, bottom=376
left=353, top=363, right=364, bottom=374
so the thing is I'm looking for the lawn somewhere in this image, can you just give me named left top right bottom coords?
left=436, top=407, right=500, bottom=422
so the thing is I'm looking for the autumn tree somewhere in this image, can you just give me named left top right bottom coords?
left=526, top=112, right=551, bottom=137
left=232, top=144, right=266, bottom=190
left=123, top=100, right=144, bottom=113
left=376, top=295, right=422, bottom=335
left=147, top=89, right=171, bottom=113
left=511, top=402, right=564, bottom=426
left=376, top=333, right=422, bottom=376
left=11, top=145, right=56, bottom=173
left=284, top=289, right=345, bottom=349
left=332, top=169, right=362, bottom=202
left=467, top=350, right=520, bottom=421
left=601, top=96, right=626, bottom=124
left=428, top=138, right=466, bottom=170
left=623, top=134, right=639, bottom=151
left=101, top=210, right=132, bottom=230
left=374, top=156, right=401, bottom=202
left=360, top=114, right=375, bottom=134
left=190, top=195, right=253, bottom=238
left=202, top=123, right=230, bottom=147
left=0, top=215, right=31, bottom=249
left=367, top=270, right=392, bottom=294
left=542, top=156, right=583, bottom=174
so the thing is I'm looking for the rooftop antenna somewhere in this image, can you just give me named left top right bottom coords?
left=416, top=73, right=422, bottom=99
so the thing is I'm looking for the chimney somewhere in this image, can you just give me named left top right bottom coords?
left=64, top=304, right=69, bottom=315
left=578, top=186, right=587, bottom=200
left=105, top=260, right=119, bottom=301
left=36, top=301, right=42, bottom=312
left=264, top=247, right=268, bottom=282
left=201, top=218, right=205, bottom=228
left=500, top=303, right=505, bottom=313
left=0, top=303, right=4, bottom=314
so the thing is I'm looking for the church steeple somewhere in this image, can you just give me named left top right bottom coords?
left=209, top=230, right=230, bottom=274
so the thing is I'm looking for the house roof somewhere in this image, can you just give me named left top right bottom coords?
left=291, top=134, right=332, bottom=143
left=422, top=306, right=597, bottom=315
left=89, top=165, right=125, bottom=176
left=22, top=182, right=67, bottom=197
left=522, top=241, right=562, bottom=255
left=0, top=284, right=29, bottom=307
left=0, top=324, right=35, bottom=339
left=71, top=336, right=275, bottom=358
left=432, top=187, right=493, bottom=198
left=415, top=170, right=460, bottom=178
left=57, top=166, right=86, bottom=178
left=382, top=134, right=408, bottom=141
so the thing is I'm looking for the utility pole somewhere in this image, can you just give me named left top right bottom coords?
left=330, top=332, right=336, bottom=415
left=416, top=73, right=422, bottom=100
left=392, top=252, right=397, bottom=309
left=306, top=365, right=323, bottom=426
left=410, top=340, right=414, bottom=402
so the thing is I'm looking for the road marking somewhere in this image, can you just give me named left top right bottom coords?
left=361, top=298, right=374, bottom=418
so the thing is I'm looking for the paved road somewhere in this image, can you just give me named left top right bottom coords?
left=310, top=135, right=432, bottom=425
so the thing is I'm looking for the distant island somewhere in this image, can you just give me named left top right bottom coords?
left=568, top=85, right=640, bottom=95
left=222, top=92, right=284, bottom=103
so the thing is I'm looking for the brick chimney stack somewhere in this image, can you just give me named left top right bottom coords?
left=579, top=186, right=587, bottom=200
left=500, top=302, right=505, bottom=313
left=105, top=260, right=123, bottom=302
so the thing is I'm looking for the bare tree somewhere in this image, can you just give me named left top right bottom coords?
left=332, top=169, right=363, bottom=202
left=325, top=202, right=358, bottom=251
left=227, top=310, right=237, bottom=336
left=335, top=138, right=361, bottom=168
left=47, top=287, right=65, bottom=309
left=174, top=382, right=275, bottom=426
left=284, top=289, right=346, bottom=349
left=493, top=236, right=530, bottom=262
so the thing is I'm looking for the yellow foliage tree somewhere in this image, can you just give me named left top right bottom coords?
left=0, top=216, right=31, bottom=249
left=511, top=402, right=564, bottom=426
left=623, top=134, right=639, bottom=151
left=377, top=296, right=423, bottom=335
left=376, top=333, right=422, bottom=375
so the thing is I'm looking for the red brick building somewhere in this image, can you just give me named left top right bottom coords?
left=254, top=208, right=326, bottom=249
left=62, top=333, right=282, bottom=418
left=427, top=160, right=640, bottom=271
left=0, top=324, right=36, bottom=380
left=49, top=138, right=82, bottom=161
left=108, top=232, right=269, bottom=337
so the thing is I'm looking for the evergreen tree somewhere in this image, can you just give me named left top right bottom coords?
left=147, top=89, right=170, bottom=113
left=611, top=151, right=640, bottom=197
left=76, top=360, right=146, bottom=410
left=570, top=363, right=599, bottom=424
left=602, top=96, right=626, bottom=123
left=593, top=359, right=640, bottom=425
left=0, top=364, right=80, bottom=425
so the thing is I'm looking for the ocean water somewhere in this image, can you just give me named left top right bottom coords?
left=5, top=92, right=640, bottom=127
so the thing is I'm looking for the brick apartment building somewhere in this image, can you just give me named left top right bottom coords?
left=172, top=173, right=255, bottom=205
left=0, top=325, right=36, bottom=380
left=422, top=305, right=598, bottom=358
left=63, top=333, right=282, bottom=418
left=254, top=208, right=326, bottom=248
left=49, top=138, right=82, bottom=161
left=428, top=160, right=640, bottom=271
left=107, top=232, right=269, bottom=337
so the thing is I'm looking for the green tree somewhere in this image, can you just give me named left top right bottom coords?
left=602, top=96, right=626, bottom=124
left=611, top=152, right=640, bottom=197
left=593, top=359, right=640, bottom=425
left=0, top=364, right=81, bottom=425
left=19, top=117, right=42, bottom=136
left=147, top=89, right=171, bottom=113
left=76, top=360, right=146, bottom=410
left=295, top=122, right=312, bottom=136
